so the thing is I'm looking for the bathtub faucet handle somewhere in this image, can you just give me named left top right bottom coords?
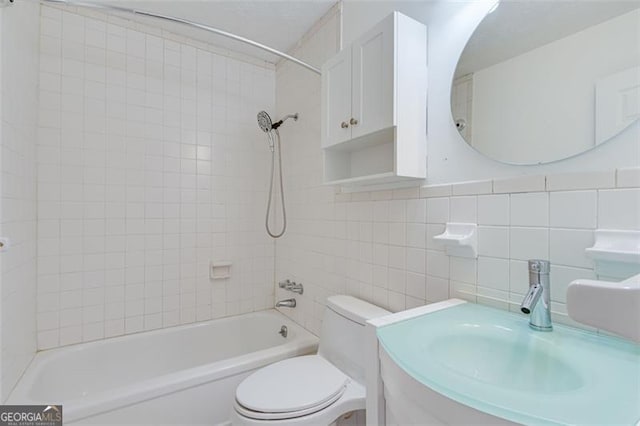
left=278, top=279, right=303, bottom=294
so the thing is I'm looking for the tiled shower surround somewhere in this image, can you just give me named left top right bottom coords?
left=36, top=6, right=276, bottom=349
left=274, top=6, right=640, bottom=336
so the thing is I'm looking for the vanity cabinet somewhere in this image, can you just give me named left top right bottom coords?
left=321, top=12, right=427, bottom=189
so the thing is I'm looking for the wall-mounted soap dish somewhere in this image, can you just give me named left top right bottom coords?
left=210, top=261, right=232, bottom=280
left=585, top=229, right=640, bottom=279
left=433, top=223, right=478, bottom=258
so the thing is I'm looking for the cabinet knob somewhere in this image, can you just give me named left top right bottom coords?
left=350, top=118, right=358, bottom=125
left=341, top=121, right=349, bottom=129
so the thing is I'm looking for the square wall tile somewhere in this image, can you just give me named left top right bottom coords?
left=449, top=257, right=477, bottom=284
left=477, top=257, right=509, bottom=291
left=426, top=250, right=449, bottom=279
left=598, top=189, right=640, bottom=230
left=389, top=223, right=406, bottom=246
left=372, top=201, right=389, bottom=222
left=510, top=227, right=549, bottom=261
left=425, top=275, right=449, bottom=302
left=477, top=194, right=509, bottom=226
left=508, top=260, right=529, bottom=295
left=406, top=223, right=426, bottom=249
left=406, top=248, right=426, bottom=274
left=478, top=226, right=509, bottom=259
left=549, top=228, right=594, bottom=269
left=549, top=191, right=597, bottom=229
left=388, top=200, right=406, bottom=222
left=450, top=196, right=477, bottom=223
left=426, top=197, right=449, bottom=224
left=405, top=199, right=426, bottom=223
left=405, top=272, right=426, bottom=299
left=387, top=269, right=406, bottom=295
left=510, top=192, right=548, bottom=227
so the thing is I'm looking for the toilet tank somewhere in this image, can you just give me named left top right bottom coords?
left=318, top=296, right=390, bottom=383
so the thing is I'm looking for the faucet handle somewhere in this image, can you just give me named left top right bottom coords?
left=528, top=259, right=550, bottom=274
left=278, top=279, right=304, bottom=294
left=279, top=279, right=291, bottom=289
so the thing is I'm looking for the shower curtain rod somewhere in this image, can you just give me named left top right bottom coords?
left=40, top=0, right=322, bottom=75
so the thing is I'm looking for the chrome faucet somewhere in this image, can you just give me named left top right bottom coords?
left=276, top=298, right=296, bottom=308
left=520, top=260, right=552, bottom=331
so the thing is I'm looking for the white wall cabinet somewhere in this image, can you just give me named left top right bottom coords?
left=322, top=49, right=353, bottom=147
left=321, top=12, right=427, bottom=189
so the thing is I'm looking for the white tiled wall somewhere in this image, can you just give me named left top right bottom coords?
left=36, top=6, right=276, bottom=349
left=0, top=1, right=40, bottom=400
left=274, top=5, right=342, bottom=334
left=275, top=6, right=640, bottom=336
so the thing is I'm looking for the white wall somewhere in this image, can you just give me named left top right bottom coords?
left=36, top=5, right=276, bottom=349
left=0, top=0, right=40, bottom=401
left=471, top=9, right=639, bottom=164
left=341, top=0, right=640, bottom=184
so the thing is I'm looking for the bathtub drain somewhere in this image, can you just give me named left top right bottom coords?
left=279, top=325, right=288, bottom=338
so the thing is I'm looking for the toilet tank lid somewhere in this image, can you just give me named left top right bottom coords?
left=326, top=295, right=390, bottom=325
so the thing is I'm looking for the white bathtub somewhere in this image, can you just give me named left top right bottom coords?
left=8, top=310, right=318, bottom=425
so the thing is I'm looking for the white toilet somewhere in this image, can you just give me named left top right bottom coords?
left=231, top=295, right=390, bottom=425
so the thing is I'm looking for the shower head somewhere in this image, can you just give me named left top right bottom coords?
left=257, top=111, right=299, bottom=133
left=257, top=111, right=272, bottom=133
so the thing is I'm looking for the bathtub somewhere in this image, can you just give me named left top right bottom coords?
left=8, top=310, right=318, bottom=425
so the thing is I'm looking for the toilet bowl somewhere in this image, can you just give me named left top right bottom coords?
left=231, top=295, right=390, bottom=425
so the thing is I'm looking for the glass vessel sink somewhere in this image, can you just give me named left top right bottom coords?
left=377, top=302, right=640, bottom=425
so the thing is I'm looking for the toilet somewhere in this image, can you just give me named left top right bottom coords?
left=231, top=295, right=390, bottom=425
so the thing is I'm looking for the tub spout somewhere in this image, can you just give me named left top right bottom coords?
left=276, top=298, right=296, bottom=308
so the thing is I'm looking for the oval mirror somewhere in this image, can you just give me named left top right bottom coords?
left=451, top=1, right=640, bottom=165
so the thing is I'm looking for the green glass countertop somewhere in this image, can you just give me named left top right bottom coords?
left=377, top=303, right=640, bottom=425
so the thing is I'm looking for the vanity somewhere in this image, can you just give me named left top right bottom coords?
left=365, top=299, right=640, bottom=425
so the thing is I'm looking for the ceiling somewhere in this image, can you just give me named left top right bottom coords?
left=456, top=0, right=640, bottom=77
left=95, top=0, right=336, bottom=63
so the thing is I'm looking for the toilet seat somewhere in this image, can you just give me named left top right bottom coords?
left=234, top=355, right=349, bottom=421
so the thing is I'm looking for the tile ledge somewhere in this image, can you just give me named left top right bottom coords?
left=417, top=169, right=639, bottom=198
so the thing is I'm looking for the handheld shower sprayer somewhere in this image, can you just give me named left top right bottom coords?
left=257, top=111, right=272, bottom=132
left=256, top=111, right=299, bottom=239
left=257, top=111, right=298, bottom=132
left=258, top=111, right=298, bottom=152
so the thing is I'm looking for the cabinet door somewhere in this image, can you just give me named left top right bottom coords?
left=351, top=13, right=395, bottom=139
left=321, top=48, right=352, bottom=148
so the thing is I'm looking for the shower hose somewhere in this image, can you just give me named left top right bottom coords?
left=265, top=129, right=286, bottom=238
